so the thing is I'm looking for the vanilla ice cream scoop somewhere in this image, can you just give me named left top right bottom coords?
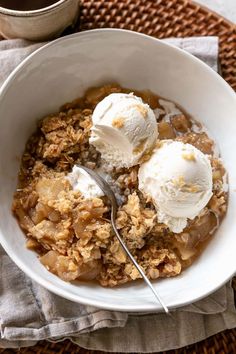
left=138, top=141, right=213, bottom=233
left=89, top=93, right=158, bottom=168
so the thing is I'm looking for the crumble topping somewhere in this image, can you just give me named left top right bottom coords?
left=112, top=117, right=125, bottom=128
left=134, top=104, right=148, bottom=118
left=182, top=152, right=196, bottom=161
left=12, top=84, right=228, bottom=287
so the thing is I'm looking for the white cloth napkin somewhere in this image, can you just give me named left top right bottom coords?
left=0, top=36, right=236, bottom=352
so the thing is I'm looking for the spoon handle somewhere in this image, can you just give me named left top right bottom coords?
left=76, top=165, right=169, bottom=314
left=111, top=213, right=169, bottom=314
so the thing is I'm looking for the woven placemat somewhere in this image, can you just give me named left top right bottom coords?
left=79, top=0, right=236, bottom=90
left=0, top=0, right=235, bottom=353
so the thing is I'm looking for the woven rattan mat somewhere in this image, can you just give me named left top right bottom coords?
left=78, top=0, right=236, bottom=90
left=0, top=0, right=236, bottom=353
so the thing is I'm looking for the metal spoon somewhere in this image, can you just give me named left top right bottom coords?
left=77, top=164, right=169, bottom=314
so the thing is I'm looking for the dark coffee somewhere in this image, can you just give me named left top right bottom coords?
left=0, top=0, right=59, bottom=11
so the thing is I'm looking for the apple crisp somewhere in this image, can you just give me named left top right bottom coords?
left=12, top=84, right=228, bottom=287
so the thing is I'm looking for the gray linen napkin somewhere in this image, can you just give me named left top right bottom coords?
left=0, top=36, right=236, bottom=351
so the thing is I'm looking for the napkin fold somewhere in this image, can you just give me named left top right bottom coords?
left=0, top=36, right=236, bottom=352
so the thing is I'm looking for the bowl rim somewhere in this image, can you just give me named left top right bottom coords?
left=0, top=28, right=236, bottom=312
left=0, top=0, right=70, bottom=17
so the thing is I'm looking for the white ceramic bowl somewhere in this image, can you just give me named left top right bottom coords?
left=0, top=29, right=236, bottom=312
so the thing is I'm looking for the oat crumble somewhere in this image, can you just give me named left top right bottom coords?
left=12, top=84, right=228, bottom=287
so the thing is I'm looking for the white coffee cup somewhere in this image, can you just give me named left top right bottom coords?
left=0, top=0, right=80, bottom=41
